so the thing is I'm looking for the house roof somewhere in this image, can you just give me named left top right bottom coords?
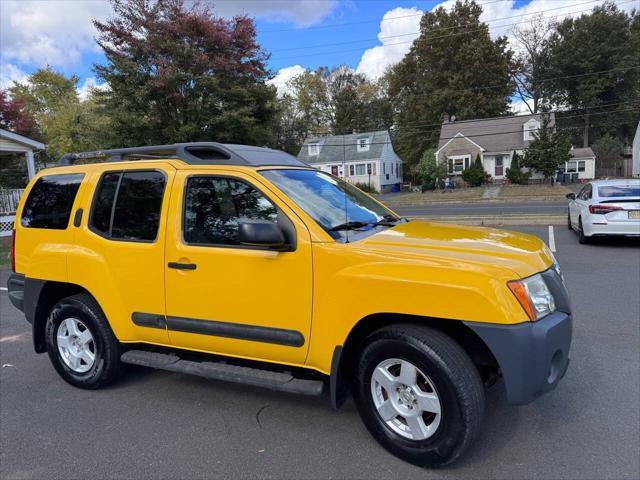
left=0, top=128, right=45, bottom=150
left=570, top=147, right=595, bottom=159
left=437, top=113, right=556, bottom=153
left=297, top=130, right=390, bottom=164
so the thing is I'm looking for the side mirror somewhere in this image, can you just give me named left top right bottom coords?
left=566, top=193, right=576, bottom=200
left=238, top=221, right=286, bottom=249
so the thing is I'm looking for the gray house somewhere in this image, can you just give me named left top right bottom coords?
left=433, top=113, right=598, bottom=181
left=298, top=130, right=403, bottom=192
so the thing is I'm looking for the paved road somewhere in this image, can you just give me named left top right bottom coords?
left=390, top=200, right=568, bottom=217
left=1, top=227, right=639, bottom=479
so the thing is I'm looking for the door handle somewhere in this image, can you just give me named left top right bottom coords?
left=168, top=262, right=197, bottom=270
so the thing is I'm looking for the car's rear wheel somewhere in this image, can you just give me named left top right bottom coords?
left=578, top=217, right=590, bottom=244
left=45, top=293, right=124, bottom=389
left=352, top=324, right=485, bottom=467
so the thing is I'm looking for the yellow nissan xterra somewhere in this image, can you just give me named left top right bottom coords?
left=7, top=142, right=572, bottom=467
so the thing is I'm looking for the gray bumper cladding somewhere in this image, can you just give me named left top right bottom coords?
left=464, top=311, right=572, bottom=405
left=7, top=273, right=25, bottom=312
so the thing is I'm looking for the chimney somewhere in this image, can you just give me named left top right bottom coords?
left=443, top=113, right=449, bottom=124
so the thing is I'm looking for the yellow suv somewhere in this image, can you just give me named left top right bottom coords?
left=7, top=142, right=572, bottom=467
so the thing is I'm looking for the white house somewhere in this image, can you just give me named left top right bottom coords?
left=297, top=130, right=403, bottom=192
left=435, top=113, right=596, bottom=182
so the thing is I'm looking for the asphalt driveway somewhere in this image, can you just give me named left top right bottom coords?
left=1, top=225, right=638, bottom=479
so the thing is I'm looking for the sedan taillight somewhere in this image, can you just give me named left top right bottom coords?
left=589, top=204, right=623, bottom=215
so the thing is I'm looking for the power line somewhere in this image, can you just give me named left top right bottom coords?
left=386, top=66, right=640, bottom=106
left=298, top=106, right=640, bottom=145
left=270, top=0, right=602, bottom=53
left=393, top=100, right=640, bottom=130
left=271, top=0, right=634, bottom=60
left=259, top=0, right=507, bottom=33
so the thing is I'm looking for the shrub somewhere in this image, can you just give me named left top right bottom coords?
left=354, top=181, right=378, bottom=194
left=505, top=151, right=531, bottom=185
left=461, top=154, right=486, bottom=187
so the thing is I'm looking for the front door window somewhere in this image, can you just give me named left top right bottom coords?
left=495, top=156, right=504, bottom=177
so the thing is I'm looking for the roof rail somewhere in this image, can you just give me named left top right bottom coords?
left=58, top=142, right=308, bottom=168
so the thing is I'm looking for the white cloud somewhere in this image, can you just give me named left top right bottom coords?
left=77, top=77, right=110, bottom=101
left=214, top=0, right=339, bottom=27
left=356, top=7, right=424, bottom=80
left=510, top=98, right=534, bottom=115
left=267, top=65, right=307, bottom=96
left=0, top=1, right=112, bottom=68
left=0, top=62, right=29, bottom=90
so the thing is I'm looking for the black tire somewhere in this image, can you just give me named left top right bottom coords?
left=352, top=324, right=485, bottom=468
left=578, top=217, right=590, bottom=244
left=45, top=293, right=124, bottom=389
left=567, top=210, right=573, bottom=230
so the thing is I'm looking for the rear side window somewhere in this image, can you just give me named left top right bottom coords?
left=183, top=176, right=278, bottom=246
left=90, top=170, right=166, bottom=242
left=20, top=174, right=84, bottom=229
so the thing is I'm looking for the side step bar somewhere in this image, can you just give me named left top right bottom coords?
left=121, top=350, right=324, bottom=396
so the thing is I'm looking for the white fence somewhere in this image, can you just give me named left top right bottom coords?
left=0, top=189, right=23, bottom=237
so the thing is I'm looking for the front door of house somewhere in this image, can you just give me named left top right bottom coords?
left=331, top=165, right=339, bottom=176
left=495, top=156, right=504, bottom=177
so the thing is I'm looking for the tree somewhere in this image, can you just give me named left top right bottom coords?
left=505, top=150, right=530, bottom=185
left=523, top=115, right=571, bottom=180
left=0, top=90, right=40, bottom=139
left=416, top=148, right=447, bottom=187
left=511, top=15, right=553, bottom=113
left=545, top=2, right=639, bottom=146
left=461, top=154, right=487, bottom=187
left=387, top=0, right=514, bottom=169
left=592, top=134, right=623, bottom=169
left=94, top=0, right=278, bottom=147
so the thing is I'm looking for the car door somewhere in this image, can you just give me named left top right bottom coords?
left=164, top=169, right=313, bottom=365
left=69, top=165, right=175, bottom=346
left=570, top=184, right=588, bottom=226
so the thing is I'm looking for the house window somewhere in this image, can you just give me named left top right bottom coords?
left=578, top=161, right=586, bottom=172
left=448, top=155, right=471, bottom=175
left=349, top=165, right=355, bottom=176
left=308, top=143, right=320, bottom=156
left=357, top=138, right=370, bottom=152
left=566, top=161, right=577, bottom=173
left=371, top=163, right=377, bottom=175
left=523, top=119, right=540, bottom=141
left=355, top=163, right=366, bottom=175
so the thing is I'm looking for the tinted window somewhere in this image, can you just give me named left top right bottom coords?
left=90, top=170, right=166, bottom=241
left=21, top=174, right=84, bottom=229
left=598, top=185, right=640, bottom=198
left=184, top=177, right=278, bottom=246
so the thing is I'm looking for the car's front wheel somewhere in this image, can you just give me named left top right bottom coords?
left=45, top=293, right=124, bottom=389
left=352, top=324, right=485, bottom=467
left=578, top=217, right=591, bottom=244
left=568, top=210, right=573, bottom=230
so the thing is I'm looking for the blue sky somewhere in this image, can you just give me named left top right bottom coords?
left=0, top=0, right=634, bottom=102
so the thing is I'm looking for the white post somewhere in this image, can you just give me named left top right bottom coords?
left=25, top=149, right=36, bottom=179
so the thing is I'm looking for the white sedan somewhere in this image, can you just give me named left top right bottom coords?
left=567, top=179, right=640, bottom=243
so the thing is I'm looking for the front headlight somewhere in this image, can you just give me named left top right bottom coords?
left=508, top=273, right=556, bottom=321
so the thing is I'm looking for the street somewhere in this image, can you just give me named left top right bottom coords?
left=1, top=225, right=639, bottom=480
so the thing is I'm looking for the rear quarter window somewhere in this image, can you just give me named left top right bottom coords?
left=20, top=173, right=84, bottom=229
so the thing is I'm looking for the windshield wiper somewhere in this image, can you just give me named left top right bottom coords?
left=329, top=221, right=372, bottom=231
left=372, top=215, right=405, bottom=226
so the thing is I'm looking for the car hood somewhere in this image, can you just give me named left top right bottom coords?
left=358, top=220, right=553, bottom=278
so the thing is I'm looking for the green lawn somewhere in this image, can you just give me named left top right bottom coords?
left=382, top=187, right=485, bottom=205
left=499, top=184, right=570, bottom=199
left=0, top=236, right=11, bottom=268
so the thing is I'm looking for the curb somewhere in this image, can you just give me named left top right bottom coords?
left=406, top=214, right=565, bottom=226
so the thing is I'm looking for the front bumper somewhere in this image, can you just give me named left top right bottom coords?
left=465, top=311, right=572, bottom=405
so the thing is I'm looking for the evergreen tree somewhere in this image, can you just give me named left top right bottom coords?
left=523, top=115, right=571, bottom=180
left=387, top=0, right=514, bottom=169
left=505, top=151, right=530, bottom=185
left=461, top=154, right=487, bottom=187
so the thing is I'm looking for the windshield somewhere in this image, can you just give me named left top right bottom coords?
left=260, top=169, right=399, bottom=240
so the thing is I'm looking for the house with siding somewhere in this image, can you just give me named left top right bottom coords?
left=435, top=113, right=595, bottom=182
left=297, top=130, right=403, bottom=192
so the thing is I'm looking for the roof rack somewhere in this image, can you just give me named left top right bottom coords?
left=58, top=142, right=308, bottom=168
